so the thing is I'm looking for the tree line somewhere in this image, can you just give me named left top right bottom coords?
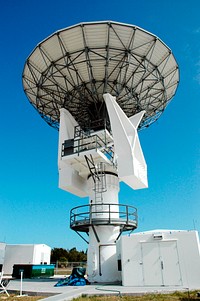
left=51, top=247, right=87, bottom=264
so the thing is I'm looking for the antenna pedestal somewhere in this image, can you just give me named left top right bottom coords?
left=87, top=173, right=121, bottom=282
left=70, top=172, right=137, bottom=282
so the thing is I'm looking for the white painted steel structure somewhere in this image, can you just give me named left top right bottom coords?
left=117, top=230, right=200, bottom=289
left=22, top=21, right=179, bottom=283
left=58, top=93, right=147, bottom=195
left=104, top=93, right=147, bottom=190
left=58, top=95, right=143, bottom=282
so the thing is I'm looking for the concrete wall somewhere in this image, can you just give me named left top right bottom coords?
left=3, top=244, right=51, bottom=275
left=117, top=230, right=200, bottom=289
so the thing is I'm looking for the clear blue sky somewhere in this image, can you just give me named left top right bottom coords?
left=0, top=0, right=199, bottom=251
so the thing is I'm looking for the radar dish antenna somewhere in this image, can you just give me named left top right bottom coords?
left=23, top=21, right=179, bottom=131
left=22, top=21, right=179, bottom=283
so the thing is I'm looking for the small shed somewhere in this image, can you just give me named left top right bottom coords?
left=117, top=230, right=200, bottom=289
left=3, top=244, right=51, bottom=275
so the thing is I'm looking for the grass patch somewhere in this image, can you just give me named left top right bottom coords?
left=0, top=294, right=45, bottom=301
left=73, top=290, right=200, bottom=301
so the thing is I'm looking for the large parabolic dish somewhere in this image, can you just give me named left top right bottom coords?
left=22, top=21, right=179, bottom=131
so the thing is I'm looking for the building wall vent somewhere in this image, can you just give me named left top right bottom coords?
left=153, top=233, right=163, bottom=240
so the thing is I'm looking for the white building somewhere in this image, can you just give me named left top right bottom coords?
left=0, top=243, right=6, bottom=271
left=3, top=244, right=51, bottom=275
left=117, top=230, right=200, bottom=289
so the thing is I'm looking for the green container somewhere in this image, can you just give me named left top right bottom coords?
left=12, top=264, right=54, bottom=278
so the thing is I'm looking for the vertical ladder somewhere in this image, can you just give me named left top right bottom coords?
left=85, top=156, right=107, bottom=215
left=94, top=162, right=107, bottom=215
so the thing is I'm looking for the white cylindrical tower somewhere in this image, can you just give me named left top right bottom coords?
left=87, top=172, right=121, bottom=282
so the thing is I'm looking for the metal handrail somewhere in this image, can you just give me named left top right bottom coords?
left=74, top=121, right=111, bottom=138
left=70, top=203, right=137, bottom=230
left=62, top=133, right=115, bottom=162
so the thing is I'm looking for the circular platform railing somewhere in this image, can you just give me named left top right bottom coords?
left=70, top=203, right=137, bottom=233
